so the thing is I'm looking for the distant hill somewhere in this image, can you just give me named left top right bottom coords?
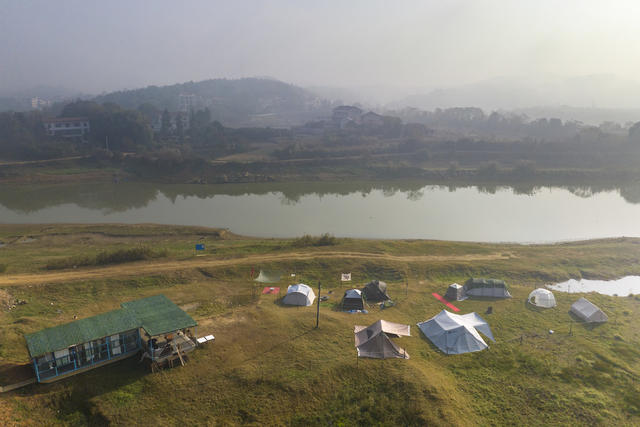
left=392, top=75, right=640, bottom=114
left=92, top=78, right=334, bottom=127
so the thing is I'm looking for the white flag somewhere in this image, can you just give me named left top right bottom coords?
left=341, top=273, right=352, bottom=281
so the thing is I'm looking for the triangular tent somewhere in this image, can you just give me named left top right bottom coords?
left=417, top=310, right=495, bottom=355
left=354, top=320, right=410, bottom=359
left=342, top=289, right=364, bottom=311
left=528, top=288, right=556, bottom=308
left=254, top=270, right=281, bottom=283
left=282, top=284, right=316, bottom=306
left=570, top=297, right=608, bottom=323
left=445, top=283, right=465, bottom=301
left=362, top=280, right=390, bottom=302
left=464, top=278, right=511, bottom=298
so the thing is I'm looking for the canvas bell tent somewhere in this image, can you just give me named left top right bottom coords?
left=464, top=278, right=512, bottom=298
left=282, top=284, right=316, bottom=306
left=342, top=289, right=365, bottom=311
left=362, top=280, right=390, bottom=302
left=528, top=288, right=556, bottom=308
left=445, top=283, right=465, bottom=301
left=570, top=297, right=608, bottom=323
left=417, top=310, right=495, bottom=355
left=354, top=320, right=410, bottom=359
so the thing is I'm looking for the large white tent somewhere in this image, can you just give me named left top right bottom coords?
left=570, top=297, right=608, bottom=323
left=282, top=284, right=316, bottom=306
left=354, top=320, right=410, bottom=359
left=528, top=288, right=557, bottom=308
left=417, top=310, right=495, bottom=355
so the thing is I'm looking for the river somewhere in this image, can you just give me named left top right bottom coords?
left=1, top=181, right=640, bottom=242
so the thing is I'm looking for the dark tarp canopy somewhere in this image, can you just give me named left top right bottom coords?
left=362, top=280, right=390, bottom=302
left=464, top=278, right=512, bottom=298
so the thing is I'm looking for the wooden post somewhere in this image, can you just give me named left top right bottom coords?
left=315, top=282, right=321, bottom=329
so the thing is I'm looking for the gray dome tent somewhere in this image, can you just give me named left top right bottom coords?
left=464, top=278, right=512, bottom=298
left=342, top=289, right=364, bottom=311
left=362, top=280, right=390, bottom=302
left=570, top=297, right=608, bottom=323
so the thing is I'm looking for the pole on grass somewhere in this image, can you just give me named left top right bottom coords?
left=315, top=281, right=321, bottom=329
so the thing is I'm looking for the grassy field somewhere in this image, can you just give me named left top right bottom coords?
left=0, top=224, right=639, bottom=425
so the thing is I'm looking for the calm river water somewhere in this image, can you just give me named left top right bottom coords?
left=1, top=181, right=640, bottom=242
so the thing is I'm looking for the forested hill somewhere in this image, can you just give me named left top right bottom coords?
left=92, top=78, right=333, bottom=127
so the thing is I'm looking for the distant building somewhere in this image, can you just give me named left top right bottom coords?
left=361, top=111, right=384, bottom=127
left=332, top=105, right=363, bottom=124
left=31, top=97, right=51, bottom=110
left=178, top=93, right=196, bottom=113
left=151, top=112, right=190, bottom=133
left=42, top=117, right=90, bottom=140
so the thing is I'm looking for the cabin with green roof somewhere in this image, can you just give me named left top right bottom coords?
left=25, top=294, right=197, bottom=383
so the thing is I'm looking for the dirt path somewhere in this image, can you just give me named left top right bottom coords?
left=0, top=251, right=511, bottom=286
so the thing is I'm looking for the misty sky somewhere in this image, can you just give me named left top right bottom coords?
left=2, top=0, right=640, bottom=95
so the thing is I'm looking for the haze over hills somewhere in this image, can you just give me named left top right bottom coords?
left=90, top=78, right=334, bottom=128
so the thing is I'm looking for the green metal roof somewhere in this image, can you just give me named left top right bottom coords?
left=24, top=294, right=197, bottom=358
left=121, top=294, right=197, bottom=337
left=25, top=308, right=139, bottom=358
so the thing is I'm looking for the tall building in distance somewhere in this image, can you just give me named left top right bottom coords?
left=178, top=93, right=196, bottom=113
left=31, top=97, right=51, bottom=110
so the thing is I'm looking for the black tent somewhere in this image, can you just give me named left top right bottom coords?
left=362, top=280, right=390, bottom=302
left=342, top=289, right=365, bottom=311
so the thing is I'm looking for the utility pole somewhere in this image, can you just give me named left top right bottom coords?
left=315, top=281, right=321, bottom=329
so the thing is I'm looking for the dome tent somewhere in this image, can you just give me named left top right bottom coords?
left=342, top=289, right=364, bottom=311
left=528, top=288, right=556, bottom=308
left=362, top=280, right=390, bottom=302
left=417, top=310, right=495, bottom=355
left=354, top=320, right=410, bottom=359
left=570, top=297, right=608, bottom=323
left=282, top=284, right=316, bottom=306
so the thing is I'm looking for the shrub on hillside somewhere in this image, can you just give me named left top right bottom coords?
left=292, top=233, right=337, bottom=247
left=45, top=246, right=168, bottom=270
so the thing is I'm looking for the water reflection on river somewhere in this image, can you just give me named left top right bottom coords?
left=1, top=181, right=640, bottom=242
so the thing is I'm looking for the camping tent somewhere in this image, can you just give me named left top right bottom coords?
left=254, top=270, right=281, bottom=283
left=528, top=288, right=556, bottom=308
left=282, top=284, right=316, bottom=306
left=362, top=280, right=390, bottom=302
left=342, top=289, right=364, bottom=311
left=445, top=283, right=465, bottom=301
left=354, top=320, right=410, bottom=359
left=570, top=297, right=608, bottom=323
left=464, top=278, right=512, bottom=298
left=417, top=310, right=495, bottom=355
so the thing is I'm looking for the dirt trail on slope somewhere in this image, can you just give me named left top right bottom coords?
left=0, top=251, right=511, bottom=286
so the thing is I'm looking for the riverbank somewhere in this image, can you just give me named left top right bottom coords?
left=3, top=154, right=640, bottom=187
left=0, top=224, right=639, bottom=424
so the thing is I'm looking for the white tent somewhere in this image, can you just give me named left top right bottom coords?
left=570, top=297, right=608, bottom=323
left=417, top=310, right=495, bottom=355
left=528, top=288, right=557, bottom=308
left=354, top=320, right=410, bottom=359
left=282, top=284, right=316, bottom=306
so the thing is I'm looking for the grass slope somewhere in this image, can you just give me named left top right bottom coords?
left=0, top=224, right=639, bottom=425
